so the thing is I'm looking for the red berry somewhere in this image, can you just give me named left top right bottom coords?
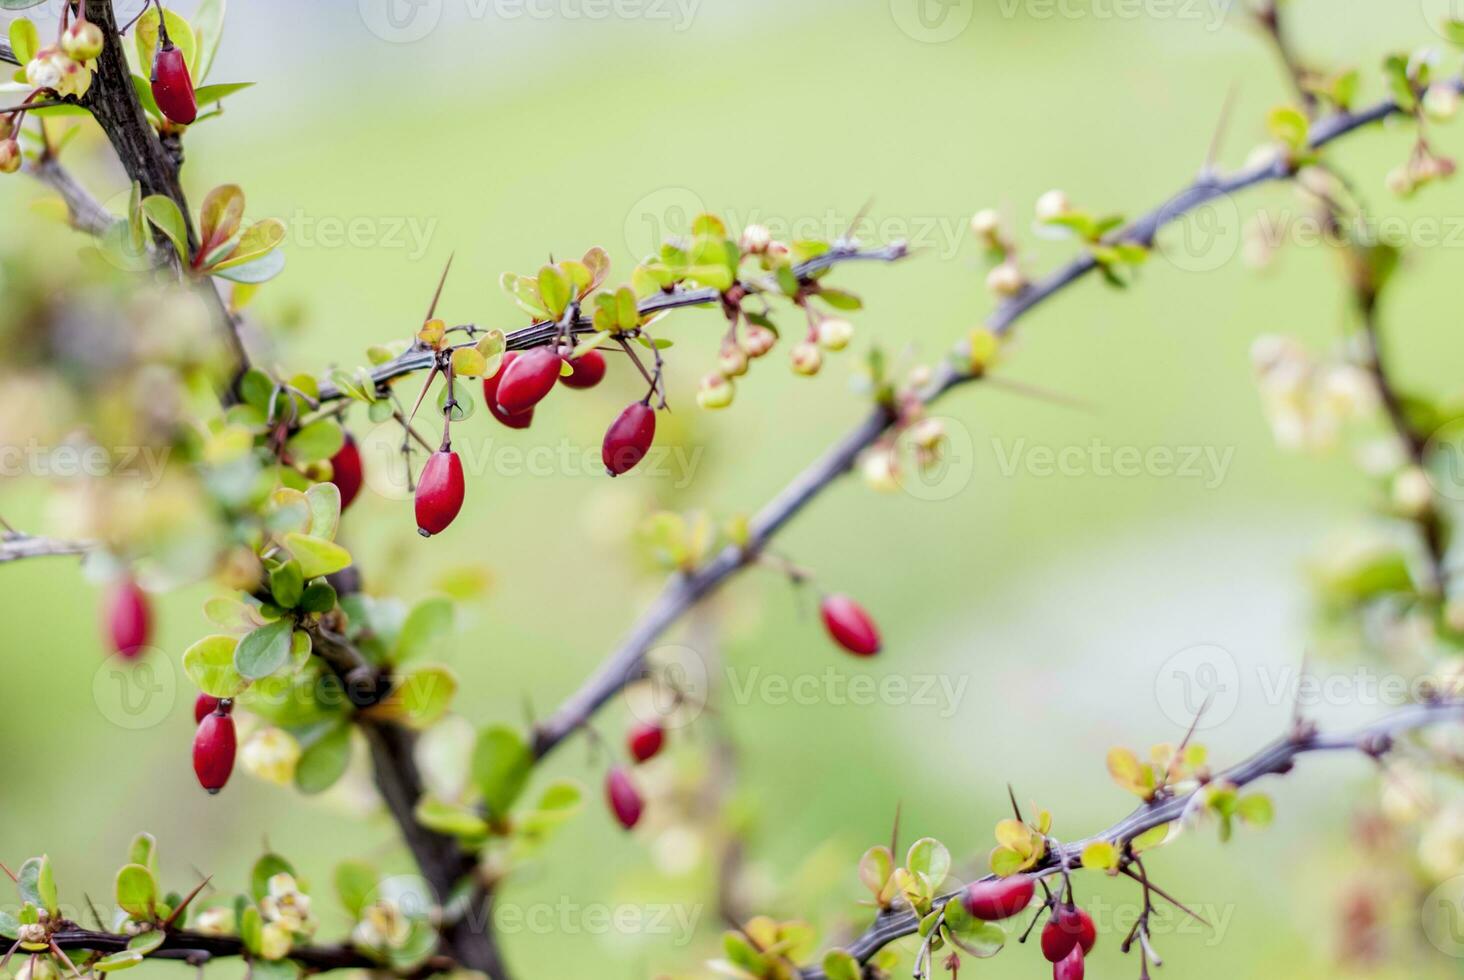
left=1053, top=945, right=1084, bottom=980
left=105, top=578, right=152, bottom=659
left=193, top=693, right=227, bottom=724
left=193, top=710, right=236, bottom=794
left=602, top=402, right=656, bottom=476
left=1041, top=907, right=1096, bottom=963
left=626, top=722, right=665, bottom=764
left=495, top=347, right=561, bottom=415
left=483, top=353, right=535, bottom=430
left=605, top=767, right=644, bottom=830
left=415, top=449, right=465, bottom=537
left=962, top=875, right=1035, bottom=922
left=819, top=594, right=881, bottom=656
left=330, top=433, right=364, bottom=510
left=151, top=42, right=197, bottom=125
left=558, top=348, right=607, bottom=389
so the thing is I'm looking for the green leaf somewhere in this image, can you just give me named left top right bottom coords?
left=116, top=864, right=157, bottom=919
left=16, top=857, right=45, bottom=911
left=334, top=860, right=378, bottom=918
left=269, top=559, right=304, bottom=609
left=198, top=184, right=245, bottom=255
left=128, top=833, right=156, bottom=871
left=128, top=931, right=166, bottom=956
left=95, top=951, right=145, bottom=972
left=131, top=74, right=161, bottom=119
left=1266, top=105, right=1310, bottom=150
left=234, top=619, right=294, bottom=680
left=283, top=532, right=352, bottom=579
left=373, top=665, right=456, bottom=729
left=212, top=218, right=287, bottom=271
left=192, top=0, right=228, bottom=81
left=537, top=264, right=571, bottom=318
left=905, top=837, right=950, bottom=889
left=211, top=248, right=285, bottom=284
left=821, top=951, right=861, bottom=980
left=8, top=18, right=38, bottom=65
left=285, top=419, right=344, bottom=465
left=1237, top=793, right=1275, bottom=827
left=295, top=724, right=352, bottom=794
left=472, top=725, right=533, bottom=819
left=194, top=81, right=254, bottom=107
left=135, top=7, right=197, bottom=80
left=305, top=482, right=341, bottom=541
left=300, top=580, right=338, bottom=615
left=182, top=635, right=247, bottom=697
left=250, top=853, right=295, bottom=902
left=514, top=781, right=584, bottom=840
left=1081, top=840, right=1119, bottom=871
left=393, top=597, right=454, bottom=663
left=414, top=796, right=490, bottom=839
left=141, top=196, right=189, bottom=262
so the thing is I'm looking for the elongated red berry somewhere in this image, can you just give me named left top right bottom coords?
left=483, top=353, right=534, bottom=430
left=1041, top=907, right=1096, bottom=963
left=194, top=693, right=223, bottom=724
left=820, top=594, right=881, bottom=656
left=626, top=722, right=665, bottom=764
left=962, top=875, right=1035, bottom=922
left=151, top=42, right=197, bottom=125
left=1053, top=945, right=1084, bottom=980
left=605, top=767, right=643, bottom=830
left=330, top=433, right=364, bottom=509
left=602, top=402, right=656, bottom=476
left=105, top=578, right=152, bottom=659
left=193, top=710, right=236, bottom=794
left=415, top=450, right=465, bottom=537
left=495, top=347, right=561, bottom=415
left=558, top=348, right=606, bottom=389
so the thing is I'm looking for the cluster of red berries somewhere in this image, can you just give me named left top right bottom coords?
left=961, top=875, right=1095, bottom=980
left=412, top=344, right=657, bottom=538
left=192, top=694, right=236, bottom=794
left=103, top=576, right=153, bottom=660
left=604, top=720, right=667, bottom=830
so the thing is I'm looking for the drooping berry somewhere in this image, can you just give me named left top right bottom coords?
left=415, top=449, right=465, bottom=537
left=697, top=373, right=735, bottom=410
left=193, top=710, right=237, bottom=794
left=790, top=341, right=823, bottom=376
left=558, top=348, right=607, bottom=389
left=740, top=325, right=776, bottom=358
left=605, top=766, right=644, bottom=830
left=1040, top=907, right=1096, bottom=963
left=483, top=353, right=534, bottom=429
left=626, top=722, right=665, bottom=764
left=495, top=346, right=562, bottom=415
left=61, top=20, right=104, bottom=62
left=151, top=41, right=197, bottom=125
left=602, top=402, right=656, bottom=477
left=105, top=577, right=152, bottom=659
left=961, top=875, right=1035, bottom=922
left=193, top=693, right=226, bottom=724
left=330, top=433, right=364, bottom=510
left=820, top=594, right=881, bottom=657
left=1053, top=945, right=1084, bottom=980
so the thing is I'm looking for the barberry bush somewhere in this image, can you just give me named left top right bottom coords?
left=0, top=2, right=1462, bottom=979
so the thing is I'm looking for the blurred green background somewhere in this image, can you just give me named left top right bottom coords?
left=2, top=0, right=1463, bottom=976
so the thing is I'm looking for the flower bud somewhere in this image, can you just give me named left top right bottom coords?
left=739, top=224, right=771, bottom=253
left=697, top=373, right=735, bottom=410
left=766, top=240, right=790, bottom=261
left=986, top=262, right=1026, bottom=297
left=1385, top=165, right=1415, bottom=197
left=1424, top=83, right=1460, bottom=122
left=861, top=449, right=899, bottom=493
left=240, top=727, right=302, bottom=787
left=26, top=49, right=64, bottom=90
left=910, top=418, right=946, bottom=451
left=970, top=208, right=1001, bottom=241
left=1391, top=466, right=1434, bottom=518
left=1035, top=189, right=1071, bottom=221
left=0, top=115, right=13, bottom=140
left=62, top=20, right=105, bottom=62
left=740, top=324, right=776, bottom=358
left=718, top=344, right=749, bottom=378
left=817, top=317, right=854, bottom=351
left=790, top=341, right=822, bottom=376
left=259, top=922, right=293, bottom=961
left=0, top=139, right=21, bottom=175
left=193, top=907, right=236, bottom=936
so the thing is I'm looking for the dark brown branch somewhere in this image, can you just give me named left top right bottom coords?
left=0, top=40, right=16, bottom=66
left=316, top=244, right=909, bottom=404
left=530, top=78, right=1460, bottom=760
left=800, top=700, right=1464, bottom=977
left=26, top=156, right=115, bottom=238
left=0, top=532, right=95, bottom=564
